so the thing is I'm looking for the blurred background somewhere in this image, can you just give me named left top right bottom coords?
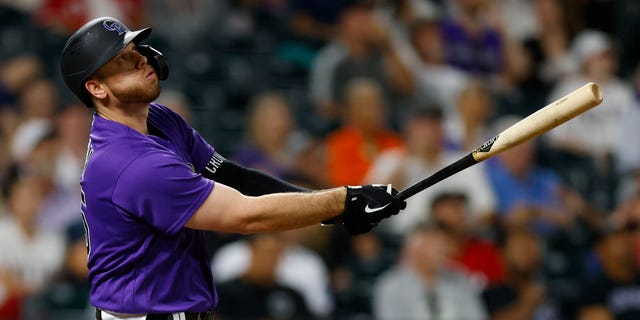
left=2, top=0, right=640, bottom=319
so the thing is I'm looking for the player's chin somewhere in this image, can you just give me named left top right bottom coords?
left=130, top=85, right=161, bottom=103
left=147, top=85, right=161, bottom=101
left=143, top=77, right=161, bottom=94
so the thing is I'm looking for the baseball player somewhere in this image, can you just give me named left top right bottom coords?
left=59, top=17, right=406, bottom=320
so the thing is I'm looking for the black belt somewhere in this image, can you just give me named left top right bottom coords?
left=97, top=309, right=212, bottom=320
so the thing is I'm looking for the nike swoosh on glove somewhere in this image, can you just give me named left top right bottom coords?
left=340, top=184, right=406, bottom=235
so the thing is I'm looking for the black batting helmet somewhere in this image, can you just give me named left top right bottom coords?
left=60, top=17, right=169, bottom=107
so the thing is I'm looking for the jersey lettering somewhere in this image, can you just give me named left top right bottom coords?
left=204, top=152, right=225, bottom=175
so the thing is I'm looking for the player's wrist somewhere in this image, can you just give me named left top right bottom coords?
left=331, top=186, right=348, bottom=217
left=320, top=186, right=351, bottom=225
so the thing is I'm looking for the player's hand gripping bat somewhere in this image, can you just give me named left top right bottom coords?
left=395, top=82, right=604, bottom=201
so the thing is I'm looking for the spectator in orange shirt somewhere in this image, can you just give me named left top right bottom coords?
left=324, top=78, right=402, bottom=186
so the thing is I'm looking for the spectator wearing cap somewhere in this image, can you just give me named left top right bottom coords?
left=364, top=104, right=496, bottom=237
left=545, top=29, right=635, bottom=210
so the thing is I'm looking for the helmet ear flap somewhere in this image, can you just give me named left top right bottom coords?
left=137, top=45, right=169, bottom=80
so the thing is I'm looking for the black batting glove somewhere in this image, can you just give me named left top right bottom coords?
left=340, top=184, right=407, bottom=235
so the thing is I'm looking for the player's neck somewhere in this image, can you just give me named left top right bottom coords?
left=96, top=103, right=150, bottom=134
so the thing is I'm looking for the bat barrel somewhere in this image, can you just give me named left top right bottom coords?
left=471, top=82, right=603, bottom=162
left=395, top=82, right=604, bottom=201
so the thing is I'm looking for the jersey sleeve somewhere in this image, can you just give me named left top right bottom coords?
left=112, top=151, right=214, bottom=235
left=186, top=125, right=215, bottom=173
left=150, top=103, right=215, bottom=173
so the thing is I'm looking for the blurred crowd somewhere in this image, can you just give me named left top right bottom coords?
left=2, top=0, right=640, bottom=319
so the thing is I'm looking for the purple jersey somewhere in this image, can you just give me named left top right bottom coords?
left=80, top=103, right=217, bottom=313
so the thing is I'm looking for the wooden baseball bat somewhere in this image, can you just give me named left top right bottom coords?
left=395, top=82, right=604, bottom=201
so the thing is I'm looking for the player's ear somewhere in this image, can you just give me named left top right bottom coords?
left=85, top=79, right=108, bottom=100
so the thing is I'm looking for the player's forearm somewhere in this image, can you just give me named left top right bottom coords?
left=186, top=182, right=345, bottom=234
left=241, top=188, right=346, bottom=233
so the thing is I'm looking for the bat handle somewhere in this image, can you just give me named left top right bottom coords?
left=394, top=153, right=478, bottom=201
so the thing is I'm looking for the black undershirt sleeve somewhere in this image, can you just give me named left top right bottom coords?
left=200, top=152, right=310, bottom=196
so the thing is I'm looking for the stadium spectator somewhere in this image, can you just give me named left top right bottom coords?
left=407, top=18, right=471, bottom=118
left=0, top=56, right=45, bottom=184
left=331, top=231, right=396, bottom=318
left=486, top=116, right=582, bottom=236
left=53, top=103, right=90, bottom=192
left=439, top=0, right=505, bottom=77
left=445, top=80, right=495, bottom=152
left=547, top=29, right=633, bottom=158
left=578, top=225, right=640, bottom=319
left=518, top=0, right=580, bottom=113
left=482, top=228, right=560, bottom=320
left=309, top=1, right=413, bottom=125
left=17, top=130, right=79, bottom=234
left=494, top=0, right=538, bottom=42
left=10, top=77, right=58, bottom=163
left=0, top=55, right=46, bottom=192
left=614, top=66, right=640, bottom=203
left=0, top=176, right=66, bottom=319
left=611, top=189, right=640, bottom=268
left=545, top=29, right=635, bottom=210
left=231, top=92, right=299, bottom=179
left=430, top=191, right=505, bottom=287
left=373, top=223, right=488, bottom=319
left=324, top=78, right=402, bottom=186
left=212, top=228, right=333, bottom=318
left=288, top=0, right=345, bottom=43
left=492, top=37, right=534, bottom=118
left=373, top=0, right=440, bottom=67
left=214, top=233, right=312, bottom=320
left=26, top=221, right=91, bottom=320
left=0, top=54, right=44, bottom=109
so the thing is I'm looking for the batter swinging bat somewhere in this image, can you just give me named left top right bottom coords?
left=395, top=82, right=604, bottom=201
